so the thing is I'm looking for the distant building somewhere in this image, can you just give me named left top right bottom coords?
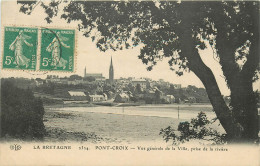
left=132, top=78, right=147, bottom=90
left=114, top=93, right=130, bottom=103
left=84, top=66, right=105, bottom=80
left=174, top=84, right=182, bottom=89
left=95, top=77, right=106, bottom=81
left=46, top=75, right=60, bottom=83
left=145, top=89, right=156, bottom=98
left=89, top=95, right=106, bottom=102
left=68, top=91, right=87, bottom=101
left=35, top=78, right=44, bottom=86
left=67, top=79, right=84, bottom=85
left=164, top=95, right=175, bottom=103
left=109, top=56, right=114, bottom=83
left=85, top=73, right=103, bottom=78
left=105, top=91, right=115, bottom=99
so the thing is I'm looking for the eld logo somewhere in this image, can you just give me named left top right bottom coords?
left=10, top=144, right=22, bottom=151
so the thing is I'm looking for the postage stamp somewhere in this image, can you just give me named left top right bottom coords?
left=2, top=26, right=38, bottom=70
left=40, top=28, right=75, bottom=72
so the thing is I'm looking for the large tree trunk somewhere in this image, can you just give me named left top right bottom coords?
left=177, top=2, right=259, bottom=142
left=230, top=77, right=259, bottom=140
left=229, top=35, right=259, bottom=141
left=187, top=49, right=245, bottom=141
left=215, top=44, right=258, bottom=142
left=178, top=27, right=249, bottom=142
left=188, top=49, right=259, bottom=143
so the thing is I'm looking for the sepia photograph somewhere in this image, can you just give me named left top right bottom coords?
left=0, top=0, right=259, bottom=165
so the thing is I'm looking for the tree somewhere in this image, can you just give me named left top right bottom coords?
left=160, top=112, right=226, bottom=145
left=155, top=89, right=162, bottom=104
left=135, top=83, right=142, bottom=94
left=18, top=1, right=259, bottom=142
left=69, top=74, right=82, bottom=81
left=1, top=80, right=45, bottom=139
left=127, top=83, right=135, bottom=93
left=84, top=76, right=96, bottom=82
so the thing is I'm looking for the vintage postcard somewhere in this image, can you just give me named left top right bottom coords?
left=0, top=0, right=259, bottom=166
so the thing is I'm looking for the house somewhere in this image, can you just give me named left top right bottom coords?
left=145, top=89, right=155, bottom=98
left=68, top=91, right=87, bottom=101
left=173, top=84, right=182, bottom=89
left=46, top=75, right=60, bottom=83
left=132, top=78, right=147, bottom=90
left=164, top=95, right=175, bottom=103
left=114, top=93, right=130, bottom=103
left=89, top=95, right=105, bottom=102
left=105, top=91, right=115, bottom=99
left=35, top=78, right=44, bottom=86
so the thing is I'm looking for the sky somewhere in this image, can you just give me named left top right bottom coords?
left=1, top=0, right=259, bottom=96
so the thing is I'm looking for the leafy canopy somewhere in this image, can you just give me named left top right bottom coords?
left=18, top=1, right=259, bottom=79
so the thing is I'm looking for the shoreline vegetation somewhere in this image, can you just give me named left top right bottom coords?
left=43, top=102, right=212, bottom=109
left=43, top=98, right=212, bottom=108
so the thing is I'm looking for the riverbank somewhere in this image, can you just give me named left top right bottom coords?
left=43, top=108, right=181, bottom=143
left=43, top=104, right=224, bottom=143
left=44, top=101, right=212, bottom=108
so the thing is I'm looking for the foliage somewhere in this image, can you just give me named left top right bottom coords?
left=1, top=80, right=46, bottom=139
left=69, top=74, right=83, bottom=81
left=17, top=1, right=259, bottom=141
left=135, top=84, right=142, bottom=94
left=160, top=112, right=227, bottom=145
left=84, top=76, right=96, bottom=82
left=17, top=1, right=259, bottom=75
left=35, top=81, right=98, bottom=98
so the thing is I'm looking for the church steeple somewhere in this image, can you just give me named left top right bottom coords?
left=84, top=66, right=86, bottom=77
left=109, top=56, right=114, bottom=83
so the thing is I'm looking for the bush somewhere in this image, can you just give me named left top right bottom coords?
left=1, top=80, right=46, bottom=139
left=160, top=112, right=226, bottom=145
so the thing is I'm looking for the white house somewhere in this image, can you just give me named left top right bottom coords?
left=89, top=95, right=105, bottom=102
left=164, top=95, right=175, bottom=103
left=68, top=91, right=87, bottom=101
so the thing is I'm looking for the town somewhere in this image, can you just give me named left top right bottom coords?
left=2, top=57, right=211, bottom=106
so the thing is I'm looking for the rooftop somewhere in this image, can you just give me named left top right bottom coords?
left=132, top=78, right=146, bottom=82
left=68, top=91, right=86, bottom=96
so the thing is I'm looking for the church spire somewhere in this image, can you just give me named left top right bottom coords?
left=111, top=56, right=113, bottom=65
left=84, top=66, right=86, bottom=77
left=109, top=56, right=114, bottom=83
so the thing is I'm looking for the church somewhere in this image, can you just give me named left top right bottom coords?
left=83, top=56, right=114, bottom=83
left=83, top=67, right=105, bottom=81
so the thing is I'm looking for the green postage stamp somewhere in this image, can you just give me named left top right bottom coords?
left=40, top=28, right=75, bottom=72
left=2, top=27, right=38, bottom=70
left=2, top=26, right=75, bottom=72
